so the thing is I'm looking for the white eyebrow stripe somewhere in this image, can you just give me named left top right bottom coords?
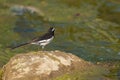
left=52, top=28, right=55, bottom=31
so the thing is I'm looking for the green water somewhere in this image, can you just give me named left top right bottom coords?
left=0, top=0, right=120, bottom=79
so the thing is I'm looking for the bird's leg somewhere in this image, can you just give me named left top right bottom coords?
left=37, top=43, right=41, bottom=51
left=42, top=46, right=45, bottom=51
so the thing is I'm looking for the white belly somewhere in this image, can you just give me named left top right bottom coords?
left=31, top=37, right=54, bottom=46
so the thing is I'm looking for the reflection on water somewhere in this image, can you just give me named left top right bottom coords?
left=14, top=16, right=36, bottom=38
left=98, top=0, right=120, bottom=25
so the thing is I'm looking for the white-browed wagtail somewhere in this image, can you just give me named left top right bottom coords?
left=11, top=27, right=55, bottom=49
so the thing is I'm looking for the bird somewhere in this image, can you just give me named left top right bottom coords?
left=11, top=27, right=55, bottom=49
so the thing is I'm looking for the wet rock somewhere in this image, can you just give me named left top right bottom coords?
left=2, top=50, right=107, bottom=80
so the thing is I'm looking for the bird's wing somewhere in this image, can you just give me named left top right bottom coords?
left=31, top=33, right=52, bottom=42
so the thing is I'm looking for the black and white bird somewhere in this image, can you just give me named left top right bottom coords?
left=11, top=27, right=55, bottom=49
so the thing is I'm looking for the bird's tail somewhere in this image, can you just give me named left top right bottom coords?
left=11, top=42, right=30, bottom=49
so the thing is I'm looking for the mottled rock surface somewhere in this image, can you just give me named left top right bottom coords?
left=2, top=50, right=108, bottom=80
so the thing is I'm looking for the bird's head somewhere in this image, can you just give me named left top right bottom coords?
left=48, top=27, right=55, bottom=32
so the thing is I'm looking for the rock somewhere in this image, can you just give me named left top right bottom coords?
left=10, top=5, right=44, bottom=16
left=2, top=50, right=108, bottom=80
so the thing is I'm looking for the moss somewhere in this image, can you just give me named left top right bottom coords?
left=0, top=68, right=3, bottom=80
left=53, top=66, right=107, bottom=80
